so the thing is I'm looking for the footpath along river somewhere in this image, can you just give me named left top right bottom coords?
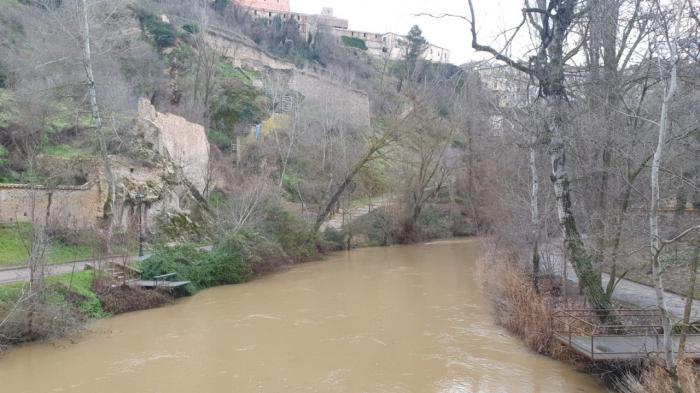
left=0, top=239, right=604, bottom=392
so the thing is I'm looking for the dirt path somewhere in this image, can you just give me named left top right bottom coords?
left=320, top=198, right=392, bottom=231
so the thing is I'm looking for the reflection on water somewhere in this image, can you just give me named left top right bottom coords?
left=0, top=239, right=603, bottom=392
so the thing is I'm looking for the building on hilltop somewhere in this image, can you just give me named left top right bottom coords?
left=235, top=0, right=290, bottom=13
left=233, top=2, right=450, bottom=64
left=377, top=32, right=450, bottom=63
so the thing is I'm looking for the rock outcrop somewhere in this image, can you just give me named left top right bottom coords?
left=137, top=99, right=210, bottom=195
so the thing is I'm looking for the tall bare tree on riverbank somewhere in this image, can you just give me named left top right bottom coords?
left=466, top=0, right=612, bottom=308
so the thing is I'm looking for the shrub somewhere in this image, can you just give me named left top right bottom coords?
left=260, top=203, right=316, bottom=262
left=0, top=64, right=8, bottom=89
left=140, top=245, right=205, bottom=294
left=181, top=23, right=199, bottom=34
left=321, top=228, right=347, bottom=251
left=353, top=208, right=392, bottom=246
left=415, top=205, right=452, bottom=240
left=210, top=84, right=268, bottom=135
left=141, top=240, right=254, bottom=292
left=133, top=7, right=177, bottom=49
left=477, top=252, right=553, bottom=354
left=203, top=234, right=254, bottom=286
left=207, top=129, right=232, bottom=151
left=0, top=145, right=7, bottom=167
left=341, top=36, right=368, bottom=51
left=213, top=0, right=230, bottom=12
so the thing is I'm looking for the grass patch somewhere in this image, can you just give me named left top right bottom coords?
left=216, top=63, right=260, bottom=84
left=48, top=270, right=106, bottom=318
left=41, top=144, right=94, bottom=158
left=0, top=270, right=106, bottom=318
left=0, top=225, right=94, bottom=267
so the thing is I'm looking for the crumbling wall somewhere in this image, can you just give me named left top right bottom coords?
left=0, top=182, right=106, bottom=229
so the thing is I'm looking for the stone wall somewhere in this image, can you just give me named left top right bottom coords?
left=289, top=71, right=371, bottom=130
left=206, top=31, right=294, bottom=72
left=0, top=182, right=106, bottom=229
left=138, top=99, right=210, bottom=195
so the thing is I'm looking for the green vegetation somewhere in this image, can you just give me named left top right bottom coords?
left=50, top=271, right=106, bottom=318
left=0, top=145, right=8, bottom=167
left=141, top=202, right=316, bottom=294
left=210, top=84, right=269, bottom=135
left=0, top=63, right=9, bottom=88
left=0, top=171, right=46, bottom=184
left=207, top=128, right=233, bottom=151
left=0, top=270, right=105, bottom=318
left=47, top=109, right=93, bottom=134
left=341, top=36, right=368, bottom=51
left=41, top=144, right=93, bottom=158
left=0, top=225, right=94, bottom=267
left=132, top=6, right=178, bottom=49
left=181, top=23, right=199, bottom=34
left=212, top=0, right=230, bottom=12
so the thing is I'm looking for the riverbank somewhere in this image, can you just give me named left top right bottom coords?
left=0, top=203, right=320, bottom=351
left=476, top=243, right=700, bottom=392
left=0, top=201, right=471, bottom=352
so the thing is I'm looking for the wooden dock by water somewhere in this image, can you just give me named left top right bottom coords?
left=554, top=334, right=700, bottom=361
left=553, top=309, right=700, bottom=361
left=127, top=273, right=190, bottom=290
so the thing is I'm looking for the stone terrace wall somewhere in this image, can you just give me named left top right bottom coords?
left=289, top=71, right=371, bottom=130
left=205, top=31, right=294, bottom=72
left=0, top=182, right=106, bottom=229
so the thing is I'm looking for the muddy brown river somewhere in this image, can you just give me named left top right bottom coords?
left=0, top=239, right=604, bottom=392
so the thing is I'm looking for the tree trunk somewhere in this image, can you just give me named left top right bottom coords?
left=649, top=13, right=680, bottom=369
left=679, top=244, right=699, bottom=355
left=81, top=0, right=115, bottom=252
left=529, top=145, right=541, bottom=292
left=549, top=100, right=610, bottom=309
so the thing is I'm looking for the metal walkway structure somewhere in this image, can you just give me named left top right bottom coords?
left=553, top=309, right=700, bottom=361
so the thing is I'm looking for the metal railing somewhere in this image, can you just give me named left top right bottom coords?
left=552, top=309, right=700, bottom=360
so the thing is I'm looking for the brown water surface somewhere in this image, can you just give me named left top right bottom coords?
left=0, top=239, right=604, bottom=392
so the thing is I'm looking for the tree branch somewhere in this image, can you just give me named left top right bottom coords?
left=466, top=0, right=536, bottom=77
left=662, top=225, right=700, bottom=245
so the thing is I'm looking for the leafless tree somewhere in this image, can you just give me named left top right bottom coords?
left=465, top=0, right=615, bottom=308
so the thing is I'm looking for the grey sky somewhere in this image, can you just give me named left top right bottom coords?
left=291, top=0, right=524, bottom=65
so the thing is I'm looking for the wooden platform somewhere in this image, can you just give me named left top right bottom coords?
left=127, top=280, right=191, bottom=289
left=555, top=334, right=700, bottom=361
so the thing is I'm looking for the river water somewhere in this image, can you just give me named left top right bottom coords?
left=0, top=239, right=604, bottom=392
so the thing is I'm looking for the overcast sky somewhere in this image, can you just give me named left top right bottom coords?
left=291, top=0, right=525, bottom=65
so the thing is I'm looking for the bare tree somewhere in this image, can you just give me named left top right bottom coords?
left=466, top=0, right=613, bottom=308
left=647, top=0, right=699, bottom=378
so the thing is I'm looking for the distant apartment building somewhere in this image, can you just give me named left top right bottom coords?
left=233, top=1, right=451, bottom=64
left=377, top=32, right=450, bottom=63
left=467, top=62, right=533, bottom=109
